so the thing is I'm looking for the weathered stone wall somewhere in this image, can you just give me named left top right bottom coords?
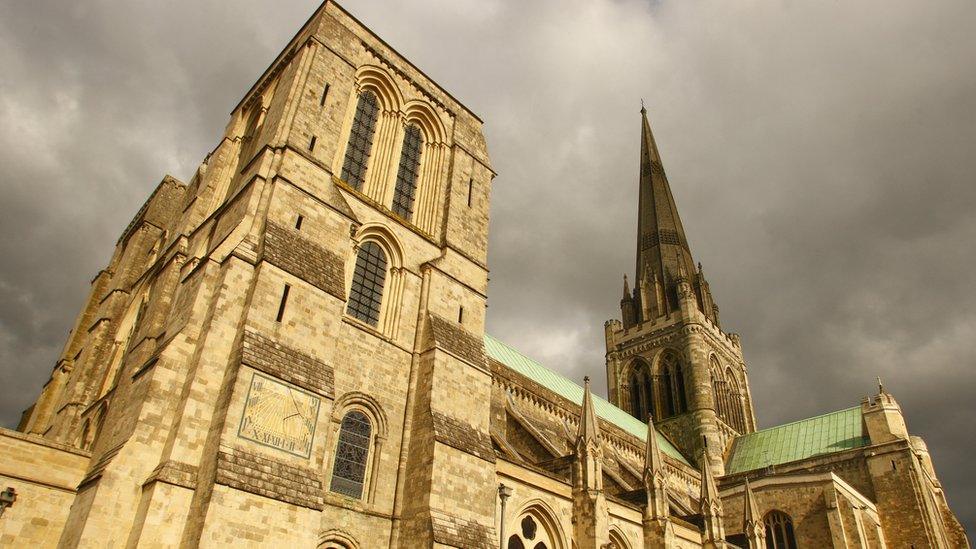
left=0, top=429, right=90, bottom=547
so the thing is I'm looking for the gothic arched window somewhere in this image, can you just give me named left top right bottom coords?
left=346, top=241, right=387, bottom=326
left=341, top=90, right=380, bottom=190
left=726, top=367, right=745, bottom=432
left=392, top=123, right=424, bottom=220
left=764, top=510, right=797, bottom=549
left=329, top=411, right=372, bottom=499
left=673, top=361, right=687, bottom=413
left=658, top=352, right=688, bottom=418
left=506, top=513, right=553, bottom=549
left=628, top=360, right=654, bottom=422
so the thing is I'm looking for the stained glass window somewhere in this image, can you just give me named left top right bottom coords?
left=346, top=241, right=387, bottom=326
left=392, top=124, right=424, bottom=220
left=340, top=90, right=380, bottom=190
left=764, top=511, right=797, bottom=549
left=330, top=411, right=372, bottom=499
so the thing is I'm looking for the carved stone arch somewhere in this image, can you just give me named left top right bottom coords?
left=318, top=529, right=359, bottom=549
left=348, top=223, right=406, bottom=337
left=654, top=348, right=687, bottom=417
left=403, top=100, right=447, bottom=144
left=608, top=526, right=631, bottom=549
left=510, top=499, right=567, bottom=549
left=353, top=223, right=403, bottom=270
left=330, top=391, right=389, bottom=440
left=354, top=64, right=403, bottom=112
left=625, top=357, right=653, bottom=422
left=78, top=419, right=93, bottom=450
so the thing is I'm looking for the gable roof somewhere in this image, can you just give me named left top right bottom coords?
left=484, top=334, right=691, bottom=466
left=726, top=406, right=871, bottom=474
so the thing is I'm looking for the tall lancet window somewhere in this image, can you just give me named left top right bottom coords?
left=341, top=90, right=380, bottom=190
left=392, top=123, right=424, bottom=220
left=347, top=241, right=387, bottom=326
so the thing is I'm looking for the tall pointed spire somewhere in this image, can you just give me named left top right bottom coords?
left=644, top=416, right=663, bottom=477
left=577, top=376, right=601, bottom=446
left=699, top=448, right=726, bottom=545
left=636, top=105, right=698, bottom=313
left=643, top=416, right=669, bottom=521
left=573, top=377, right=609, bottom=548
left=743, top=480, right=766, bottom=549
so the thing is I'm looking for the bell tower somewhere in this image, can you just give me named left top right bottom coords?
left=605, top=106, right=757, bottom=473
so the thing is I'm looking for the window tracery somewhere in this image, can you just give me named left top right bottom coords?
left=764, top=510, right=798, bottom=549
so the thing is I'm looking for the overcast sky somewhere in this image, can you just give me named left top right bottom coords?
left=1, top=0, right=973, bottom=534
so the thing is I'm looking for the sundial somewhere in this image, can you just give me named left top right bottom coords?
left=239, top=372, right=320, bottom=458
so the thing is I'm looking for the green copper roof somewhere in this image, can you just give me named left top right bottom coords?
left=484, top=334, right=691, bottom=466
left=726, top=406, right=870, bottom=474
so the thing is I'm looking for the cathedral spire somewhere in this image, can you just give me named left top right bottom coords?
left=636, top=106, right=697, bottom=312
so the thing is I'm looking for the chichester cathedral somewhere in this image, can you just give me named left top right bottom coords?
left=1, top=2, right=968, bottom=548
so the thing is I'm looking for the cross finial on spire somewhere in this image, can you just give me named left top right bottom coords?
left=640, top=98, right=646, bottom=115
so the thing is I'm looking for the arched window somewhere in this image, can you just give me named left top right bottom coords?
left=711, top=356, right=735, bottom=428
left=658, top=352, right=687, bottom=418
left=346, top=241, right=387, bottom=326
left=628, top=361, right=655, bottom=422
left=660, top=366, right=675, bottom=417
left=341, top=90, right=380, bottom=190
left=764, top=511, right=797, bottom=549
left=726, top=367, right=745, bottom=432
left=329, top=411, right=372, bottom=499
left=608, top=529, right=631, bottom=549
left=673, top=361, right=687, bottom=413
left=507, top=514, right=554, bottom=549
left=392, top=123, right=424, bottom=220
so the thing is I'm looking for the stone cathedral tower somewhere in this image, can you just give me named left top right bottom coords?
left=605, top=107, right=757, bottom=474
left=10, top=2, right=498, bottom=546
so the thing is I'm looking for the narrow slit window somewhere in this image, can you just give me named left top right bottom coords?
left=320, top=83, right=330, bottom=106
left=467, top=178, right=474, bottom=207
left=458, top=306, right=464, bottom=323
left=392, top=124, right=424, bottom=220
left=295, top=215, right=304, bottom=230
left=308, top=135, right=317, bottom=152
left=276, top=284, right=291, bottom=323
left=340, top=90, right=380, bottom=190
left=346, top=241, right=387, bottom=326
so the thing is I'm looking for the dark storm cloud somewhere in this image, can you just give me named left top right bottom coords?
left=1, top=0, right=973, bottom=534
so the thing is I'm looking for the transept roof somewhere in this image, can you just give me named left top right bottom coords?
left=726, top=406, right=871, bottom=474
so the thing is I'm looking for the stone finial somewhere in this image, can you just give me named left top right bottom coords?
left=644, top=415, right=663, bottom=477
left=577, top=377, right=601, bottom=445
left=699, top=448, right=725, bottom=543
left=622, top=275, right=631, bottom=299
left=643, top=415, right=669, bottom=522
left=743, top=479, right=766, bottom=549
